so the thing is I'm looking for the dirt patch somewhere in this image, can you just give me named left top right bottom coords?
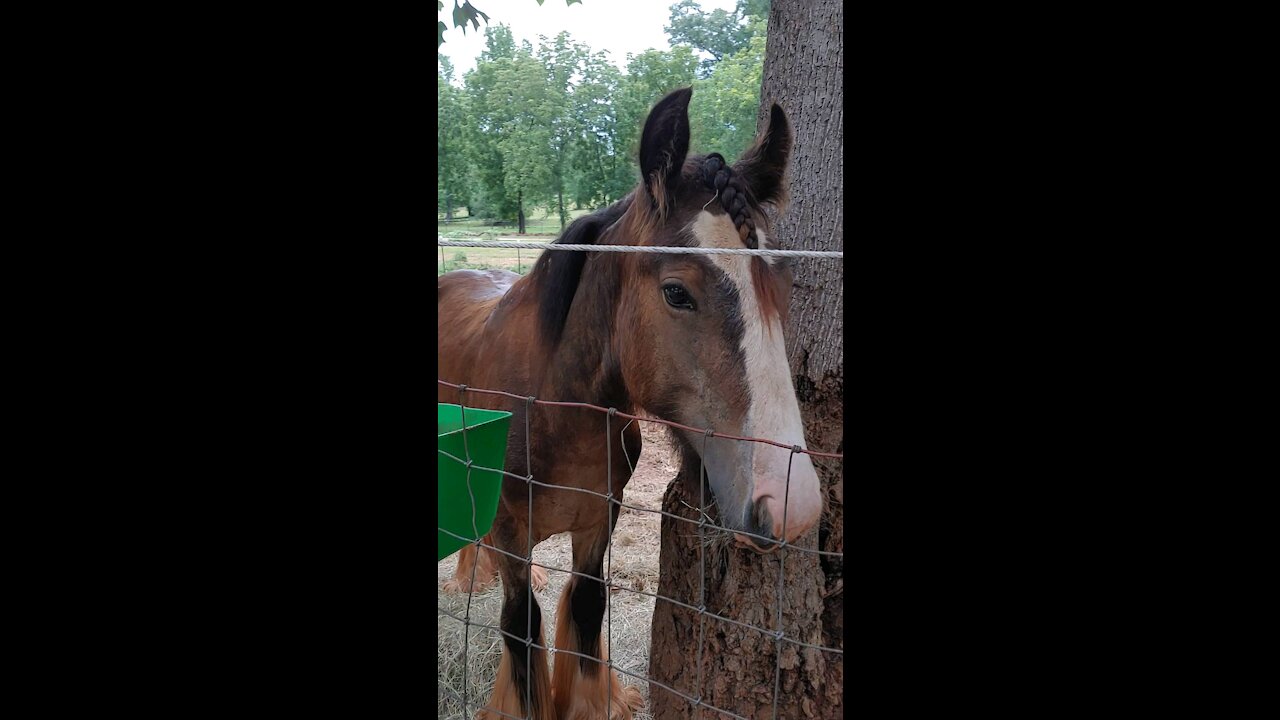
left=438, top=422, right=678, bottom=720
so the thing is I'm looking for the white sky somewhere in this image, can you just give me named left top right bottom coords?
left=438, top=0, right=738, bottom=78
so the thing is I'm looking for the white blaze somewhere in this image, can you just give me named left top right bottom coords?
left=689, top=211, right=823, bottom=543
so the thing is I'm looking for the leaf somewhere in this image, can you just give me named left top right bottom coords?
left=566, top=0, right=582, bottom=5
left=438, top=20, right=447, bottom=48
left=438, top=1, right=444, bottom=10
left=537, top=0, right=545, bottom=5
left=456, top=2, right=488, bottom=33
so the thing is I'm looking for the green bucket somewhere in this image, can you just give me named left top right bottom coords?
left=438, top=403, right=511, bottom=561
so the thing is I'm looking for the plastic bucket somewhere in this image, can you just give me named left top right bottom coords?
left=438, top=403, right=511, bottom=561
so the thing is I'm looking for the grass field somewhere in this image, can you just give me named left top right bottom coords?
left=437, top=205, right=593, bottom=276
left=437, top=244, right=551, bottom=275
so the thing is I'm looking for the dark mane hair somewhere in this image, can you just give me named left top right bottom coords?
left=689, top=152, right=765, bottom=248
left=532, top=194, right=632, bottom=347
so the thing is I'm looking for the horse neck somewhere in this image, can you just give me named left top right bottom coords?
left=537, top=253, right=631, bottom=414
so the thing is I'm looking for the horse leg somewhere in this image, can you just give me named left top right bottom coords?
left=551, top=523, right=644, bottom=720
left=444, top=537, right=547, bottom=594
left=478, top=520, right=554, bottom=720
left=444, top=535, right=503, bottom=594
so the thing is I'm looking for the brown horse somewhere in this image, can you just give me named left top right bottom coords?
left=437, top=87, right=822, bottom=720
left=442, top=539, right=548, bottom=594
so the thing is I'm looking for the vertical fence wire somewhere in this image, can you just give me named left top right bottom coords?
left=525, top=394, right=534, bottom=720
left=606, top=408, right=614, bottom=720
left=772, top=448, right=797, bottom=720
left=695, top=429, right=710, bottom=715
left=458, top=386, right=477, bottom=715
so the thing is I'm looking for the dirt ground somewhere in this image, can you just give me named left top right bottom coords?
left=437, top=420, right=678, bottom=720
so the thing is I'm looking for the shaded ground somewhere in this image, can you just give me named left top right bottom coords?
left=437, top=421, right=678, bottom=720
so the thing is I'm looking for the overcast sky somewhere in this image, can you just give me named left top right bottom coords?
left=438, top=0, right=738, bottom=78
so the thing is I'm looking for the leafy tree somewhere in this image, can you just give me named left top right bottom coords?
left=535, top=32, right=585, bottom=229
left=438, top=56, right=471, bottom=218
left=664, top=0, right=768, bottom=77
left=489, top=46, right=555, bottom=232
left=614, top=47, right=699, bottom=191
left=463, top=26, right=521, bottom=221
left=567, top=49, right=623, bottom=208
left=687, top=15, right=766, bottom=162
left=440, top=7, right=769, bottom=226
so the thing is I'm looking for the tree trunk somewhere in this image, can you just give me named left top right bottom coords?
left=518, top=190, right=526, bottom=235
left=445, top=189, right=453, bottom=221
left=649, top=1, right=844, bottom=718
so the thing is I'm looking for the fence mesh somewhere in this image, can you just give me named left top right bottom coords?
left=437, top=380, right=843, bottom=720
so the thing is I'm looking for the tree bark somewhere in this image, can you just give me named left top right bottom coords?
left=649, top=0, right=844, bottom=718
left=518, top=190, right=526, bottom=235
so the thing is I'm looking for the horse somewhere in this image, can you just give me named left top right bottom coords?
left=442, top=538, right=548, bottom=594
left=437, top=87, right=823, bottom=720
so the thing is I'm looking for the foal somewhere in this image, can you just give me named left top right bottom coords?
left=438, top=87, right=823, bottom=720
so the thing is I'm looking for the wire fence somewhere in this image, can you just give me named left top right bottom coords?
left=437, top=379, right=843, bottom=720
left=437, top=237, right=845, bottom=259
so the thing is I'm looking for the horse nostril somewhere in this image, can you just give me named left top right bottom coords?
left=755, top=494, right=817, bottom=545
left=737, top=497, right=782, bottom=552
left=733, top=532, right=779, bottom=554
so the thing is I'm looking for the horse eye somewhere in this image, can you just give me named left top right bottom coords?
left=662, top=284, right=695, bottom=310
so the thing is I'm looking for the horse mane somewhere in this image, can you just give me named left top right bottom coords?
left=690, top=153, right=772, bottom=249
left=532, top=194, right=632, bottom=347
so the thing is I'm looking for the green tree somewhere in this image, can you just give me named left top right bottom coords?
left=614, top=47, right=699, bottom=194
left=463, top=25, right=521, bottom=221
left=535, top=32, right=585, bottom=229
left=438, top=56, right=471, bottom=219
left=489, top=47, right=555, bottom=233
left=687, top=15, right=766, bottom=162
left=568, top=49, right=623, bottom=208
left=664, top=0, right=767, bottom=77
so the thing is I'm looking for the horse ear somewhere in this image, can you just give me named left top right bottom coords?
left=734, top=103, right=792, bottom=206
left=638, top=87, right=692, bottom=215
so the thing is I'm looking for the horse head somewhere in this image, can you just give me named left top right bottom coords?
left=612, top=88, right=823, bottom=551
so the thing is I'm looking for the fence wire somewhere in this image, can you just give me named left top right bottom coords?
left=437, top=379, right=843, bottom=720
left=437, top=238, right=844, bottom=259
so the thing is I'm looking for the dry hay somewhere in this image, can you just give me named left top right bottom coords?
left=438, top=422, right=676, bottom=720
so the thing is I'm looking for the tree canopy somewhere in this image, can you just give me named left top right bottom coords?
left=438, top=1, right=769, bottom=227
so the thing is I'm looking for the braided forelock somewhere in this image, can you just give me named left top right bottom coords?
left=698, top=153, right=761, bottom=249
